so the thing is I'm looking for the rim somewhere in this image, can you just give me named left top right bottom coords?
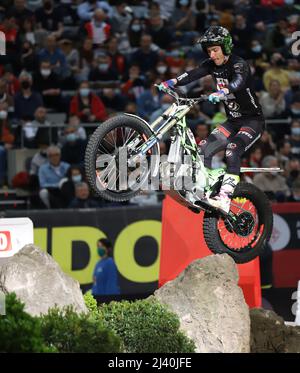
left=217, top=197, right=264, bottom=251
left=94, top=126, right=151, bottom=194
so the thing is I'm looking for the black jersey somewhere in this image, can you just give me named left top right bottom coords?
left=176, top=54, right=263, bottom=120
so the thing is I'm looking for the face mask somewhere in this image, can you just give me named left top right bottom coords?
left=291, top=127, right=300, bottom=136
left=251, top=45, right=262, bottom=53
left=72, top=174, right=82, bottom=183
left=98, top=63, right=109, bottom=71
left=21, top=81, right=31, bottom=90
left=157, top=66, right=167, bottom=74
left=41, top=69, right=51, bottom=77
left=0, top=110, right=8, bottom=120
left=291, top=109, right=300, bottom=116
left=274, top=59, right=285, bottom=67
left=131, top=24, right=141, bottom=32
left=97, top=247, right=106, bottom=257
left=179, top=0, right=189, bottom=6
left=80, top=88, right=90, bottom=97
left=66, top=133, right=77, bottom=142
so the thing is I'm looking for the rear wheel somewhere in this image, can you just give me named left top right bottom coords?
left=85, top=115, right=158, bottom=202
left=203, top=182, right=273, bottom=263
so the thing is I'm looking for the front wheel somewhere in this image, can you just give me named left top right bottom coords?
left=203, top=182, right=273, bottom=264
left=85, top=114, right=158, bottom=202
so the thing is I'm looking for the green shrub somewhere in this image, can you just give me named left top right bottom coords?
left=83, top=290, right=98, bottom=316
left=0, top=293, right=55, bottom=353
left=40, top=306, right=122, bottom=353
left=98, top=298, right=196, bottom=353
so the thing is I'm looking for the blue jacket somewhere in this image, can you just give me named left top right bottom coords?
left=92, top=257, right=120, bottom=295
left=38, top=161, right=70, bottom=188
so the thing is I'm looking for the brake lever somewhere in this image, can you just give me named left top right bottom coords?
left=154, top=84, right=180, bottom=101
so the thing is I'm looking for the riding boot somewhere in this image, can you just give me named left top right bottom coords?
left=207, top=173, right=240, bottom=213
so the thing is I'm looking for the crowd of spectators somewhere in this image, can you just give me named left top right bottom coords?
left=0, top=0, right=300, bottom=208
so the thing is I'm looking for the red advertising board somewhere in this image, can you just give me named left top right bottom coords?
left=271, top=203, right=300, bottom=288
left=159, top=196, right=261, bottom=308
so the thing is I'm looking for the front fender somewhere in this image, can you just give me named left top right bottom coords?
left=124, top=113, right=160, bottom=177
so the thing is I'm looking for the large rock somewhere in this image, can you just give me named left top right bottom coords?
left=153, top=254, right=250, bottom=353
left=0, top=245, right=87, bottom=316
left=250, top=308, right=300, bottom=353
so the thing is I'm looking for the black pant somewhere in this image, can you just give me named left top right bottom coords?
left=198, top=117, right=265, bottom=175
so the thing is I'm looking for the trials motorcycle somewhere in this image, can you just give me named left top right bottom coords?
left=85, top=85, right=277, bottom=263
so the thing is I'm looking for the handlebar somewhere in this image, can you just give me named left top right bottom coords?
left=154, top=83, right=235, bottom=103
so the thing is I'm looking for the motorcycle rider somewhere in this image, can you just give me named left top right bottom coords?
left=159, top=26, right=265, bottom=213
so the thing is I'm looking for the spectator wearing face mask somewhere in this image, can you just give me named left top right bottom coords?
left=92, top=238, right=120, bottom=296
left=155, top=60, right=171, bottom=81
left=263, top=53, right=290, bottom=92
left=127, top=18, right=144, bottom=49
left=288, top=120, right=300, bottom=158
left=33, top=60, right=61, bottom=110
left=38, top=34, right=67, bottom=79
left=149, top=94, right=173, bottom=124
left=88, top=54, right=119, bottom=82
left=61, top=125, right=87, bottom=166
left=69, top=81, right=107, bottom=122
left=14, top=71, right=43, bottom=120
left=19, top=40, right=37, bottom=73
left=290, top=92, right=300, bottom=120
left=35, top=0, right=64, bottom=39
left=60, top=165, right=84, bottom=207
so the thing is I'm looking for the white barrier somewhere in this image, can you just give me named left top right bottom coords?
left=0, top=218, right=34, bottom=258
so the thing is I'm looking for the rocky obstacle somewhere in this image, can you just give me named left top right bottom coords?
left=0, top=245, right=87, bottom=316
left=154, top=254, right=250, bottom=353
left=250, top=308, right=300, bottom=353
